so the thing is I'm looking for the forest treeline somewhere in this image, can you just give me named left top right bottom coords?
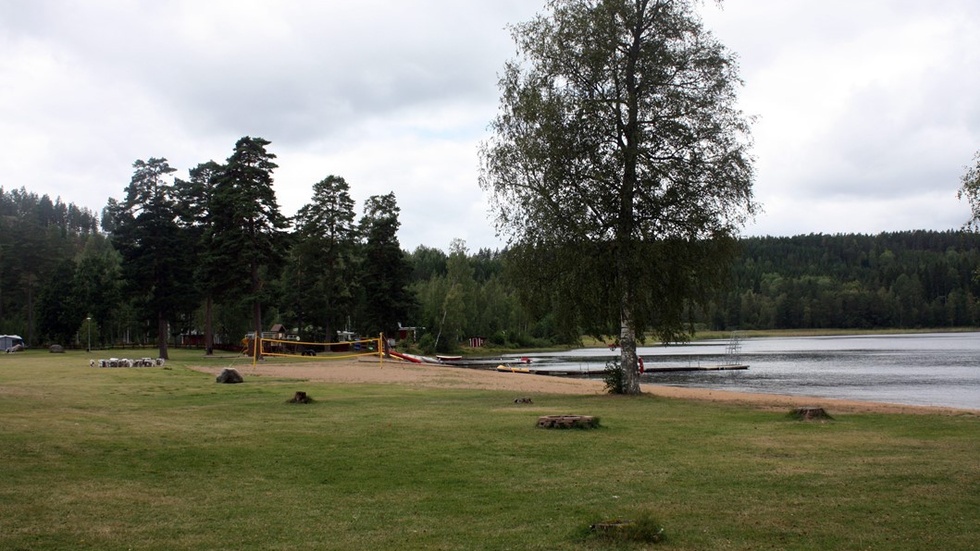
left=708, top=232, right=980, bottom=330
left=2, top=184, right=978, bottom=351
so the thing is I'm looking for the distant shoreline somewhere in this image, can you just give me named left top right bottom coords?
left=691, top=327, right=980, bottom=340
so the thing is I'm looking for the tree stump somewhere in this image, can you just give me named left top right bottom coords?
left=790, top=406, right=832, bottom=421
left=287, top=391, right=312, bottom=404
left=536, top=415, right=599, bottom=429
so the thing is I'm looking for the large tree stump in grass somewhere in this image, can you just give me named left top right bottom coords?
left=537, top=415, right=599, bottom=429
left=790, top=406, right=833, bottom=421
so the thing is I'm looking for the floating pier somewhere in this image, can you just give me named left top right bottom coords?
left=495, top=362, right=748, bottom=377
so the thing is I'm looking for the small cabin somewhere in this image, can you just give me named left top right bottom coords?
left=269, top=324, right=287, bottom=339
left=397, top=322, right=421, bottom=342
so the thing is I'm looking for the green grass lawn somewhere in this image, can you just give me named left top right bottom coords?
left=1, top=349, right=977, bottom=550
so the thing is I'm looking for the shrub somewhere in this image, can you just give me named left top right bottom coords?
left=488, top=330, right=508, bottom=347
left=434, top=335, right=458, bottom=354
left=417, top=333, right=436, bottom=355
left=602, top=359, right=625, bottom=394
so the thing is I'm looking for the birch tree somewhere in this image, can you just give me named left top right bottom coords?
left=480, top=0, right=756, bottom=394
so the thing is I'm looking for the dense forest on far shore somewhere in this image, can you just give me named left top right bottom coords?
left=1, top=185, right=978, bottom=351
left=706, top=232, right=980, bottom=331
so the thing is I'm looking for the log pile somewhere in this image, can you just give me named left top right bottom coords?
left=90, top=358, right=165, bottom=367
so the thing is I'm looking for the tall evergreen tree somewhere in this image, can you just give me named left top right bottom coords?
left=35, top=259, right=82, bottom=346
left=359, top=193, right=415, bottom=339
left=287, top=175, right=358, bottom=341
left=175, top=161, right=222, bottom=354
left=106, top=158, right=196, bottom=359
left=210, top=137, right=287, bottom=358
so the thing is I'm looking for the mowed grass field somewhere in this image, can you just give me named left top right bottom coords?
left=1, top=349, right=977, bottom=550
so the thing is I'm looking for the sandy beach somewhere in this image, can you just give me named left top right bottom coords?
left=191, top=356, right=978, bottom=416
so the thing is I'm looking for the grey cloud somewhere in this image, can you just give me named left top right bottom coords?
left=3, top=0, right=979, bottom=250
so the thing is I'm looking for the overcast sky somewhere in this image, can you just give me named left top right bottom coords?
left=2, top=0, right=979, bottom=252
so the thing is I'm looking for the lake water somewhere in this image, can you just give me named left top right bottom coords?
left=508, top=333, right=980, bottom=410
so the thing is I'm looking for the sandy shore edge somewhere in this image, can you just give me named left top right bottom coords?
left=189, top=357, right=978, bottom=416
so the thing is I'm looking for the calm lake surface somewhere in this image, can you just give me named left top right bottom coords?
left=511, top=332, right=980, bottom=410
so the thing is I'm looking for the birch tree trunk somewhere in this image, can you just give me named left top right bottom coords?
left=620, top=296, right=641, bottom=395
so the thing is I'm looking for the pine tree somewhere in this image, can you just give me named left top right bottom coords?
left=287, top=175, right=358, bottom=341
left=358, top=193, right=415, bottom=340
left=106, top=158, right=196, bottom=359
left=210, top=137, right=288, bottom=358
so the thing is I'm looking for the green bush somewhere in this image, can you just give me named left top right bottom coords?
left=602, top=358, right=624, bottom=394
left=485, top=329, right=552, bottom=349
left=488, top=330, right=508, bottom=347
left=434, top=335, right=458, bottom=354
left=417, top=333, right=436, bottom=355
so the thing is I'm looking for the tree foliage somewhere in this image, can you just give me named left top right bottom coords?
left=359, top=193, right=415, bottom=338
left=958, top=150, right=980, bottom=230
left=480, top=0, right=756, bottom=393
left=4, top=166, right=980, bottom=353
left=72, top=236, right=122, bottom=347
left=35, top=260, right=82, bottom=346
left=705, top=231, right=980, bottom=330
left=174, top=161, right=223, bottom=354
left=7, top=128, right=980, bottom=355
left=210, top=137, right=288, bottom=356
left=105, top=158, right=196, bottom=359
left=285, top=175, right=358, bottom=341
left=0, top=187, right=98, bottom=343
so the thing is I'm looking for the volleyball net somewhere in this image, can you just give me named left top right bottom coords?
left=247, top=333, right=385, bottom=365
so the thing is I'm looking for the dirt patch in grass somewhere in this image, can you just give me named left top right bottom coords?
left=187, top=357, right=978, bottom=416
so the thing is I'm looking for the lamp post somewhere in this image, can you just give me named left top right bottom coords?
left=86, top=316, right=91, bottom=352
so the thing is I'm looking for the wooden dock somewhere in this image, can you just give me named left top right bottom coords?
left=646, top=364, right=749, bottom=373
left=494, top=363, right=748, bottom=376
